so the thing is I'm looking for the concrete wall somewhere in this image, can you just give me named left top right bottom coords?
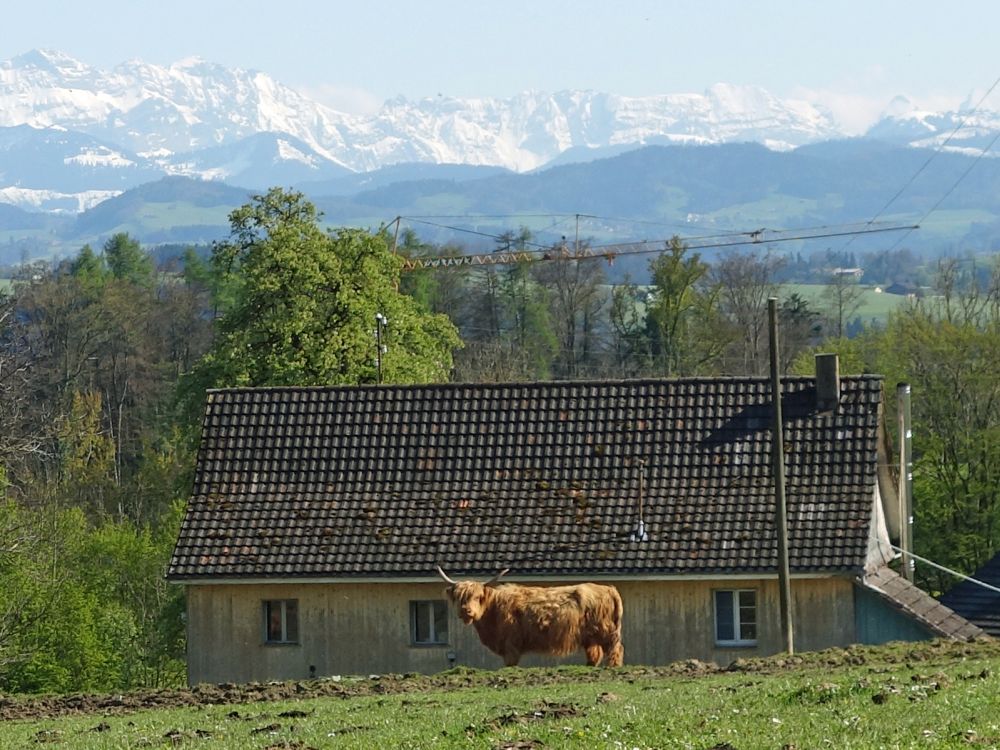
left=184, top=577, right=858, bottom=685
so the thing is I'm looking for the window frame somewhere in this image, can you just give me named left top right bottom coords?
left=713, top=588, right=758, bottom=647
left=262, top=599, right=300, bottom=645
left=409, top=600, right=449, bottom=646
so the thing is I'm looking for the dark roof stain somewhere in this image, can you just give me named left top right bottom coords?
left=168, top=376, right=884, bottom=580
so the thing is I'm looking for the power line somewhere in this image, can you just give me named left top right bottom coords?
left=402, top=213, right=577, bottom=220
left=399, top=222, right=918, bottom=271
left=838, top=73, right=1000, bottom=256
left=883, top=127, right=1000, bottom=254
left=883, top=542, right=1000, bottom=595
left=402, top=217, right=553, bottom=250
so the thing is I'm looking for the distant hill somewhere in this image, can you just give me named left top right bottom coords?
left=67, top=177, right=252, bottom=244
left=299, top=162, right=511, bottom=196
left=3, top=140, right=998, bottom=264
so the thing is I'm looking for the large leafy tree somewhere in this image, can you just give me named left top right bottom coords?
left=200, top=188, right=461, bottom=387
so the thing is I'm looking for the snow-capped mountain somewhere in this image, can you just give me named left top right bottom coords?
left=2, top=49, right=998, bottom=217
left=0, top=50, right=840, bottom=178
left=864, top=96, right=1000, bottom=156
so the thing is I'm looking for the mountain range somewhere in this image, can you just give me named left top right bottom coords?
left=2, top=49, right=1000, bottom=264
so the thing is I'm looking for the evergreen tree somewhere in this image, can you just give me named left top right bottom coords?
left=103, top=233, right=154, bottom=288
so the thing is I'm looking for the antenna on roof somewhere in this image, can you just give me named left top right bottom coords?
left=629, top=458, right=649, bottom=543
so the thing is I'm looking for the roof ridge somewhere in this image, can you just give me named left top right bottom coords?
left=207, top=373, right=885, bottom=395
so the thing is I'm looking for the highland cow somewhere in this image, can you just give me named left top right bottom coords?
left=436, top=566, right=624, bottom=667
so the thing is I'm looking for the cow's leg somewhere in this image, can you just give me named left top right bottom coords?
left=605, top=640, right=623, bottom=667
left=503, top=651, right=521, bottom=667
left=585, top=645, right=604, bottom=666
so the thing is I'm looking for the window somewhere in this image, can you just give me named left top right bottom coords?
left=410, top=600, right=449, bottom=645
left=714, top=589, right=757, bottom=646
left=263, top=600, right=299, bottom=644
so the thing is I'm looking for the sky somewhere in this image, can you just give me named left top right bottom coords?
left=3, top=0, right=999, bottom=132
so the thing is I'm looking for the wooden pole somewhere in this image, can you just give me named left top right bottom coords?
left=768, top=298, right=794, bottom=654
left=897, top=383, right=914, bottom=581
left=390, top=216, right=401, bottom=255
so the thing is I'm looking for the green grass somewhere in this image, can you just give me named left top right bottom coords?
left=3, top=641, right=999, bottom=749
left=779, top=283, right=912, bottom=322
left=705, top=193, right=823, bottom=224
left=131, top=202, right=234, bottom=230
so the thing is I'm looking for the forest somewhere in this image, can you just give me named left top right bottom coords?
left=1, top=187, right=998, bottom=693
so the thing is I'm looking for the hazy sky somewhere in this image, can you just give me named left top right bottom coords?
left=4, top=0, right=998, bottom=131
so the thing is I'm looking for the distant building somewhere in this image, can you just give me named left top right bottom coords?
left=831, top=267, right=864, bottom=279
left=884, top=282, right=921, bottom=297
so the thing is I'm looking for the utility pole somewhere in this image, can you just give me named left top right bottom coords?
left=768, top=297, right=794, bottom=654
left=390, top=217, right=402, bottom=255
left=375, top=313, right=388, bottom=384
left=897, top=383, right=914, bottom=581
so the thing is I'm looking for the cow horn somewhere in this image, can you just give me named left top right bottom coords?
left=435, top=565, right=457, bottom=585
left=485, top=568, right=510, bottom=586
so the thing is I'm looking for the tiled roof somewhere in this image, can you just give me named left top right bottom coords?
left=939, top=553, right=1000, bottom=637
left=862, top=566, right=986, bottom=640
left=168, top=376, right=884, bottom=580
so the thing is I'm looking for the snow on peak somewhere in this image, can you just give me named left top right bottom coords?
left=881, top=95, right=919, bottom=119
left=275, top=138, right=319, bottom=167
left=0, top=49, right=853, bottom=172
left=3, top=49, right=992, bottom=176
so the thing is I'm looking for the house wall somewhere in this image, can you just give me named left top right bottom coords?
left=184, top=577, right=859, bottom=685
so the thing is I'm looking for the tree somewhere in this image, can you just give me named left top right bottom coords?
left=533, top=252, right=606, bottom=379
left=103, top=233, right=154, bottom=288
left=397, top=230, right=470, bottom=323
left=778, top=293, right=822, bottom=371
left=608, top=277, right=650, bottom=376
left=0, top=295, right=43, bottom=476
left=713, top=250, right=784, bottom=375
left=645, top=237, right=727, bottom=376
left=198, top=188, right=461, bottom=387
left=791, top=275, right=1000, bottom=592
left=69, top=244, right=109, bottom=292
left=821, top=270, right=865, bottom=339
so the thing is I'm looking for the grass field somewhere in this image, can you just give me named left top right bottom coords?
left=2, top=640, right=998, bottom=749
left=779, top=283, right=912, bottom=323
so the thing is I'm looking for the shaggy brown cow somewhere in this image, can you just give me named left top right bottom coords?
left=436, top=566, right=624, bottom=667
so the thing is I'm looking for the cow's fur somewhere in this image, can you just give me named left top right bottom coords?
left=440, top=573, right=624, bottom=667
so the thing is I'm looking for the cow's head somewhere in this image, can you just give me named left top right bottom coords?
left=436, top=566, right=509, bottom=624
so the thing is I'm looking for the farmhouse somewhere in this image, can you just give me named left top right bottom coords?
left=167, top=365, right=983, bottom=685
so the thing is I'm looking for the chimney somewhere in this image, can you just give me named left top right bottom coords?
left=815, top=353, right=840, bottom=412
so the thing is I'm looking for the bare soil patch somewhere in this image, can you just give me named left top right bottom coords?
left=0, top=638, right=995, bottom=722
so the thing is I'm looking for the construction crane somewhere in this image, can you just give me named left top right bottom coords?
left=391, top=220, right=920, bottom=271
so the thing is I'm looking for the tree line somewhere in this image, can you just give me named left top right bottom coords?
left=0, top=188, right=997, bottom=693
